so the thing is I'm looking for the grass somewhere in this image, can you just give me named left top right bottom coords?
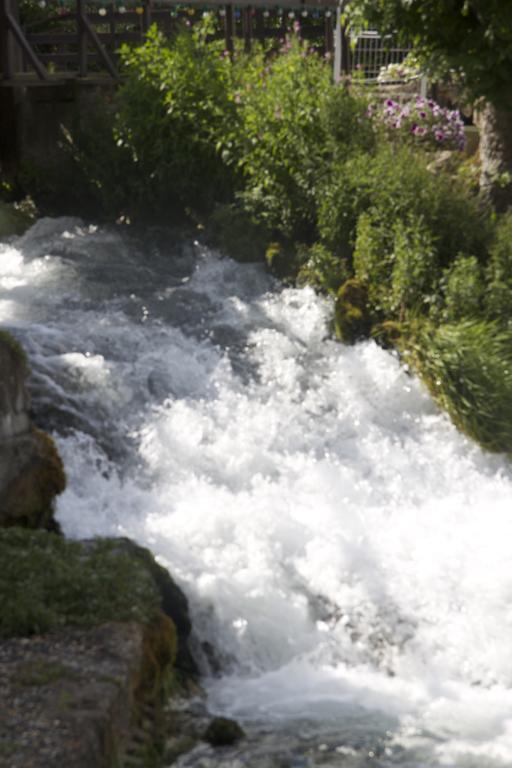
left=0, top=528, right=165, bottom=638
left=401, top=319, right=512, bottom=454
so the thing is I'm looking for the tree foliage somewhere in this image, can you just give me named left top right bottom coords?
left=345, top=1, right=512, bottom=105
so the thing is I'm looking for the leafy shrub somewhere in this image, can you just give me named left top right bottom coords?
left=115, top=25, right=238, bottom=221
left=391, top=215, right=439, bottom=314
left=351, top=212, right=391, bottom=308
left=229, top=37, right=374, bottom=242
left=486, top=211, right=512, bottom=321
left=402, top=320, right=512, bottom=453
left=318, top=144, right=490, bottom=276
left=442, top=254, right=484, bottom=322
left=353, top=212, right=438, bottom=316
left=297, top=242, right=350, bottom=294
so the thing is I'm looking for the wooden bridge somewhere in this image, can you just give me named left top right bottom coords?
left=0, top=0, right=351, bottom=86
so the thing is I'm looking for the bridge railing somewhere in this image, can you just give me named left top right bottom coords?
left=1, top=0, right=415, bottom=87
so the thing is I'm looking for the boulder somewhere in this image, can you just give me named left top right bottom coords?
left=0, top=331, right=65, bottom=530
left=0, top=528, right=198, bottom=767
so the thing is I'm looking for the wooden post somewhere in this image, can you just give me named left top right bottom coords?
left=340, top=20, right=350, bottom=74
left=1, top=0, right=47, bottom=80
left=242, top=6, right=252, bottom=53
left=143, top=0, right=152, bottom=35
left=224, top=3, right=234, bottom=57
left=109, top=1, right=115, bottom=42
left=77, top=0, right=118, bottom=79
left=255, top=7, right=264, bottom=41
left=333, top=3, right=341, bottom=82
left=324, top=11, right=333, bottom=56
left=0, top=0, right=15, bottom=79
left=279, top=9, right=286, bottom=42
left=0, top=0, right=22, bottom=80
left=77, top=0, right=87, bottom=77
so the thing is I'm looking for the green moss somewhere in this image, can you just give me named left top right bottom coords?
left=0, top=528, right=167, bottom=638
left=334, top=279, right=372, bottom=344
left=0, top=329, right=28, bottom=368
left=265, top=241, right=298, bottom=279
left=371, top=320, right=403, bottom=349
left=139, top=613, right=178, bottom=699
left=2, top=428, right=66, bottom=531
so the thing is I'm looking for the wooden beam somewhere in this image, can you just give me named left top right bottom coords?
left=77, top=0, right=87, bottom=77
left=4, top=7, right=48, bottom=80
left=0, top=0, right=15, bottom=80
left=143, top=0, right=152, bottom=34
left=224, top=3, right=234, bottom=57
left=77, top=3, right=119, bottom=80
left=242, top=5, right=252, bottom=52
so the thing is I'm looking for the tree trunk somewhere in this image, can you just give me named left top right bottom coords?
left=478, top=102, right=512, bottom=212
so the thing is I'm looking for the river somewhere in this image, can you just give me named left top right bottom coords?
left=2, top=218, right=512, bottom=767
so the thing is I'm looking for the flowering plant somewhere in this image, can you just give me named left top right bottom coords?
left=369, top=96, right=466, bottom=151
left=377, top=53, right=421, bottom=84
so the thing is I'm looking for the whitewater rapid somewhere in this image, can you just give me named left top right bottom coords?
left=2, top=219, right=512, bottom=767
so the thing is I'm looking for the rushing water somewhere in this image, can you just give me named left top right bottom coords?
left=2, top=218, right=512, bottom=767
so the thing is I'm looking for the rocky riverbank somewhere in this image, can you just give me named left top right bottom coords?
left=0, top=330, right=199, bottom=767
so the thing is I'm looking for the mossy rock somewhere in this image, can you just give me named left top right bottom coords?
left=0, top=528, right=174, bottom=639
left=203, top=717, right=245, bottom=747
left=103, top=538, right=197, bottom=676
left=0, top=428, right=66, bottom=531
left=372, top=320, right=403, bottom=349
left=265, top=240, right=298, bottom=279
left=334, top=278, right=372, bottom=344
left=0, top=329, right=28, bottom=368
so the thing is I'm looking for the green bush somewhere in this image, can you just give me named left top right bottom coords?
left=230, top=38, right=374, bottom=242
left=115, top=25, right=238, bottom=221
left=391, top=215, right=439, bottom=314
left=351, top=211, right=392, bottom=308
left=297, top=242, right=350, bottom=294
left=486, top=211, right=512, bottom=321
left=402, top=320, right=512, bottom=453
left=353, top=212, right=438, bottom=316
left=318, top=144, right=490, bottom=271
left=442, top=254, right=484, bottom=322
